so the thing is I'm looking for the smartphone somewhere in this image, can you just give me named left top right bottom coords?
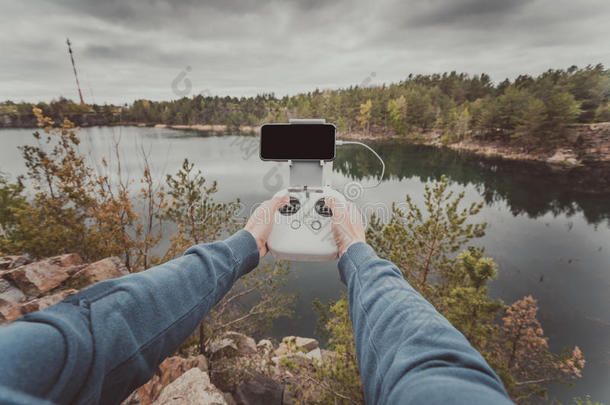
left=260, top=123, right=336, bottom=161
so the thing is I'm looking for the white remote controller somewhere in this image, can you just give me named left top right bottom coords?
left=268, top=186, right=346, bottom=261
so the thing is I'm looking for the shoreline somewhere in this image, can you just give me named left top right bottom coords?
left=4, top=121, right=609, bottom=167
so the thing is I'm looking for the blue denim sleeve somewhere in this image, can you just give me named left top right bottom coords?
left=0, top=230, right=259, bottom=405
left=338, top=242, right=513, bottom=405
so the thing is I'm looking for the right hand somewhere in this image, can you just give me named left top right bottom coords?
left=325, top=198, right=366, bottom=257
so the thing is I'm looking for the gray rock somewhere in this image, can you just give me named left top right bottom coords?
left=223, top=392, right=237, bottom=405
left=0, top=280, right=26, bottom=322
left=223, top=331, right=257, bottom=355
left=305, top=348, right=322, bottom=362
left=295, top=337, right=318, bottom=352
left=210, top=332, right=256, bottom=359
left=233, top=373, right=283, bottom=405
left=209, top=338, right=239, bottom=359
left=0, top=256, right=30, bottom=271
left=256, top=339, right=273, bottom=354
left=152, top=368, right=226, bottom=405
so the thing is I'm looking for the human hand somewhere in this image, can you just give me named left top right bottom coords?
left=325, top=198, right=366, bottom=257
left=244, top=196, right=289, bottom=258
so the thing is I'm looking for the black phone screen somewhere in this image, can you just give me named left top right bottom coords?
left=260, top=124, right=335, bottom=161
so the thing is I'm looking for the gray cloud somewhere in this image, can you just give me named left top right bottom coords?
left=1, top=0, right=609, bottom=104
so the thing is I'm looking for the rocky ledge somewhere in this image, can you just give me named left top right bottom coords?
left=1, top=254, right=329, bottom=405
left=123, top=332, right=329, bottom=405
left=0, top=254, right=128, bottom=323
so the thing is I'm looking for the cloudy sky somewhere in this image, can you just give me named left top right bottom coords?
left=2, top=0, right=609, bottom=104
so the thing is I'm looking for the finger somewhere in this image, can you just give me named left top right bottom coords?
left=327, top=198, right=348, bottom=223
left=260, top=244, right=268, bottom=258
left=325, top=197, right=346, bottom=216
left=269, top=196, right=290, bottom=211
left=346, top=201, right=364, bottom=226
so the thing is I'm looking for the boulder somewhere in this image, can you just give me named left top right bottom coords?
left=20, top=289, right=78, bottom=314
left=256, top=339, right=274, bottom=354
left=69, top=257, right=128, bottom=288
left=137, top=355, right=208, bottom=405
left=295, top=337, right=318, bottom=352
left=223, top=331, right=257, bottom=355
left=3, top=254, right=82, bottom=297
left=0, top=256, right=30, bottom=271
left=210, top=332, right=256, bottom=359
left=209, top=338, right=239, bottom=359
left=305, top=348, right=322, bottom=362
left=223, top=393, right=237, bottom=405
left=233, top=373, right=283, bottom=405
left=151, top=368, right=226, bottom=405
left=0, top=279, right=25, bottom=322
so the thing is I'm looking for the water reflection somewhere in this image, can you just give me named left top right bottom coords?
left=334, top=142, right=610, bottom=225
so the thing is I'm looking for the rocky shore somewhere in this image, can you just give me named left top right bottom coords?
left=338, top=122, right=610, bottom=166
left=0, top=254, right=330, bottom=405
left=149, top=121, right=610, bottom=167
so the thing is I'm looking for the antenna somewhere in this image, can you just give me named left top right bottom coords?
left=66, top=38, right=85, bottom=105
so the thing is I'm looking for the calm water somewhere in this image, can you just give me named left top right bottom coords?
left=1, top=126, right=609, bottom=403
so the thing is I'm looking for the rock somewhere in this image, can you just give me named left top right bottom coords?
left=20, top=289, right=78, bottom=314
left=233, top=373, right=283, bottom=405
left=274, top=343, right=290, bottom=357
left=0, top=256, right=30, bottom=271
left=3, top=254, right=82, bottom=297
left=547, top=148, right=581, bottom=166
left=256, top=339, right=274, bottom=356
left=121, top=390, right=140, bottom=405
left=0, top=278, right=15, bottom=294
left=295, top=337, right=318, bottom=352
left=210, top=332, right=256, bottom=359
left=0, top=279, right=25, bottom=322
left=223, top=392, right=237, bottom=405
left=305, top=348, right=322, bottom=362
left=137, top=355, right=208, bottom=405
left=224, top=331, right=257, bottom=355
left=69, top=257, right=128, bottom=288
left=152, top=368, right=226, bottom=405
left=209, top=338, right=239, bottom=359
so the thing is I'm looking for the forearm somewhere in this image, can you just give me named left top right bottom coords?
left=338, top=242, right=512, bottom=405
left=0, top=230, right=259, bottom=405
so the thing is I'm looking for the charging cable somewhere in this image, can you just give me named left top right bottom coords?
left=336, top=140, right=385, bottom=188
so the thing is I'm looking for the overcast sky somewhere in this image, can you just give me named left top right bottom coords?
left=1, top=0, right=609, bottom=104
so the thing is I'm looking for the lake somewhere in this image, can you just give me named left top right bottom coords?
left=1, top=126, right=609, bottom=403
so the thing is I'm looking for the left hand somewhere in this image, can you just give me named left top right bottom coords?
left=244, top=196, right=289, bottom=258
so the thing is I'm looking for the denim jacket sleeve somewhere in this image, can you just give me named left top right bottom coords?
left=338, top=242, right=514, bottom=405
left=0, top=230, right=259, bottom=405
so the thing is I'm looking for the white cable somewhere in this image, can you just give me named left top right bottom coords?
left=336, top=140, right=385, bottom=188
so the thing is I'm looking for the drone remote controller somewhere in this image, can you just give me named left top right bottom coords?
left=260, top=119, right=383, bottom=262
left=267, top=186, right=346, bottom=261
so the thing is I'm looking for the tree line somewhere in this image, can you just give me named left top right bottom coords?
left=3, top=64, right=609, bottom=149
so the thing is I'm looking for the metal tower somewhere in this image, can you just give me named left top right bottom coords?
left=66, top=38, right=85, bottom=105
